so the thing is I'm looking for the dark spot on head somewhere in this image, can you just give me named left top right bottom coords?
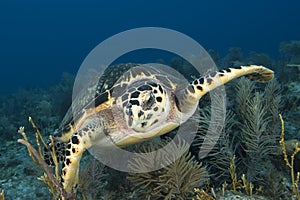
left=210, top=71, right=217, bottom=77
left=138, top=85, right=152, bottom=91
left=71, top=136, right=79, bottom=145
left=146, top=114, right=153, bottom=120
left=67, top=143, right=71, bottom=149
left=199, top=78, right=204, bottom=84
left=162, top=108, right=165, bottom=112
left=151, top=119, right=159, bottom=126
left=129, top=100, right=139, bottom=106
left=193, top=79, right=199, bottom=85
left=235, top=66, right=242, bottom=69
left=197, top=85, right=203, bottom=91
left=156, top=96, right=162, bottom=102
left=130, top=91, right=140, bottom=98
left=148, top=82, right=158, bottom=87
left=63, top=170, right=66, bottom=176
left=206, top=78, right=213, bottom=85
left=226, top=68, right=231, bottom=72
left=144, top=93, right=155, bottom=109
left=158, top=85, right=163, bottom=93
left=61, top=178, right=64, bottom=183
left=138, top=110, right=144, bottom=117
left=153, top=89, right=158, bottom=94
left=141, top=122, right=147, bottom=127
left=66, top=158, right=71, bottom=165
left=187, top=85, right=195, bottom=93
left=219, top=73, right=224, bottom=77
left=72, top=148, right=76, bottom=153
left=153, top=107, right=158, bottom=111
left=174, top=95, right=181, bottom=112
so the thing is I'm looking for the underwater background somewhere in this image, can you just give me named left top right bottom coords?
left=0, top=0, right=300, bottom=199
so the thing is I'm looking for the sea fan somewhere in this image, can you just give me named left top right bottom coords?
left=127, top=139, right=208, bottom=200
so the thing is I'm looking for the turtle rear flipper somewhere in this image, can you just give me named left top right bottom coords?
left=179, top=65, right=274, bottom=114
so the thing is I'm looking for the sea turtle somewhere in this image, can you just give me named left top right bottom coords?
left=45, top=63, right=274, bottom=194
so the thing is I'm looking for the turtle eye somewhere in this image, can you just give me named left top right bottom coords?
left=125, top=103, right=133, bottom=116
left=141, top=92, right=155, bottom=110
left=125, top=107, right=132, bottom=116
left=146, top=93, right=155, bottom=108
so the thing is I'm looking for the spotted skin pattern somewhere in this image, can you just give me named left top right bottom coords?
left=179, top=65, right=274, bottom=114
left=46, top=64, right=274, bottom=195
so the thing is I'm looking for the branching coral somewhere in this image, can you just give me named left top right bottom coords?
left=0, top=190, right=4, bottom=200
left=18, top=117, right=78, bottom=200
left=192, top=91, right=238, bottom=181
left=77, top=158, right=105, bottom=200
left=200, top=108, right=238, bottom=181
left=193, top=188, right=215, bottom=200
left=200, top=77, right=282, bottom=197
left=239, top=92, right=273, bottom=179
left=127, top=139, right=208, bottom=200
left=234, top=78, right=281, bottom=184
left=221, top=155, right=256, bottom=197
left=279, top=114, right=300, bottom=200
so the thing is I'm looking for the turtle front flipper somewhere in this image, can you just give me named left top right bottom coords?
left=61, top=124, right=95, bottom=193
left=179, top=65, right=274, bottom=114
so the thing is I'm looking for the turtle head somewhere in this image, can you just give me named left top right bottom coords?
left=122, top=81, right=170, bottom=132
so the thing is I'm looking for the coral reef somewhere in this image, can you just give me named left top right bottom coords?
left=280, top=114, right=300, bottom=200
left=280, top=41, right=300, bottom=64
left=234, top=78, right=281, bottom=184
left=127, top=139, right=208, bottom=199
left=192, top=75, right=293, bottom=198
left=0, top=190, right=4, bottom=200
left=77, top=158, right=106, bottom=200
left=222, top=47, right=245, bottom=67
left=17, top=120, right=78, bottom=200
left=2, top=43, right=300, bottom=199
left=247, top=51, right=274, bottom=67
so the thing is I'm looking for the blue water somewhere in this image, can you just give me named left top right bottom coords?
left=0, top=0, right=299, bottom=94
